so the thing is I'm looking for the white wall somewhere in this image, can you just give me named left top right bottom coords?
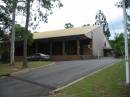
left=86, top=26, right=111, bottom=57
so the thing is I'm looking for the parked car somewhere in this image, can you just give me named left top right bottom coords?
left=27, top=53, right=50, bottom=61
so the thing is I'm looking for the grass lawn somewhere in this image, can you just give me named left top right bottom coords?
left=48, top=61, right=130, bottom=97
left=0, top=61, right=52, bottom=75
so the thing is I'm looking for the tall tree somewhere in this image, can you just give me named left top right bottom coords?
left=21, top=0, right=63, bottom=68
left=22, top=0, right=30, bottom=68
left=10, top=0, right=18, bottom=66
left=0, top=0, right=17, bottom=65
left=64, top=23, right=74, bottom=29
left=95, top=10, right=111, bottom=39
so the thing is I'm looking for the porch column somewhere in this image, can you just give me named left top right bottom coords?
left=35, top=42, right=38, bottom=53
left=50, top=41, right=52, bottom=55
left=62, top=40, right=65, bottom=55
left=77, top=40, right=80, bottom=55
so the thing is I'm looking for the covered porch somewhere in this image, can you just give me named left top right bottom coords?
left=30, top=35, right=92, bottom=60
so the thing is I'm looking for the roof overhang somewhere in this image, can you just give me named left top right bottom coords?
left=35, top=34, right=92, bottom=42
left=33, top=25, right=100, bottom=40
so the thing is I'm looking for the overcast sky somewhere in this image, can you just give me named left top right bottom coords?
left=17, top=0, right=123, bottom=39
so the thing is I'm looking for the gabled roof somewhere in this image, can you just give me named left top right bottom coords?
left=33, top=25, right=100, bottom=39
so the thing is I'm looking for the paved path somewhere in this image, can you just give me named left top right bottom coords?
left=0, top=58, right=120, bottom=97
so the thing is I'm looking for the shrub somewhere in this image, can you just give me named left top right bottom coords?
left=1, top=51, right=10, bottom=63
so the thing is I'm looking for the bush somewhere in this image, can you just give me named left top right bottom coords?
left=114, top=50, right=120, bottom=58
left=1, top=51, right=10, bottom=63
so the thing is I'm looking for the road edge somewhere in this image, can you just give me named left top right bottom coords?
left=50, top=60, right=121, bottom=94
left=11, top=62, right=55, bottom=75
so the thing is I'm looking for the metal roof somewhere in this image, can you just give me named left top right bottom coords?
left=33, top=25, right=100, bottom=39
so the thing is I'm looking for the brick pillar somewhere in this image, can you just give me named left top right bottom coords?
left=35, top=42, right=38, bottom=53
left=50, top=41, right=52, bottom=55
left=77, top=40, right=80, bottom=55
left=62, top=40, right=65, bottom=55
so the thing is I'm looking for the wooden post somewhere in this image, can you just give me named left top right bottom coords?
left=35, top=42, right=38, bottom=53
left=77, top=40, right=80, bottom=55
left=50, top=41, right=52, bottom=55
left=62, top=40, right=65, bottom=55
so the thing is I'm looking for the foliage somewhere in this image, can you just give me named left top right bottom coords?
left=110, top=33, right=130, bottom=57
left=19, top=0, right=63, bottom=67
left=0, top=0, right=11, bottom=27
left=95, top=10, right=111, bottom=38
left=116, top=0, right=130, bottom=33
left=0, top=0, right=12, bottom=41
left=127, top=13, right=130, bottom=32
left=64, top=23, right=74, bottom=29
left=15, top=24, right=33, bottom=45
left=125, top=0, right=130, bottom=8
left=82, top=24, right=90, bottom=27
left=0, top=0, right=63, bottom=67
left=116, top=0, right=130, bottom=8
left=0, top=29, right=9, bottom=41
left=17, top=0, right=63, bottom=30
left=0, top=0, right=63, bottom=39
left=110, top=33, right=124, bottom=57
left=1, top=51, right=10, bottom=63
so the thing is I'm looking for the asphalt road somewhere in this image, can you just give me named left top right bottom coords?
left=0, top=58, right=120, bottom=97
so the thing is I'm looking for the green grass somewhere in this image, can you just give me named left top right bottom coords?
left=0, top=61, right=52, bottom=75
left=49, top=61, right=130, bottom=97
left=0, top=64, right=15, bottom=75
left=28, top=61, right=52, bottom=68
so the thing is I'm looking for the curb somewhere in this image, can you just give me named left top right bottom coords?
left=0, top=73, right=11, bottom=79
left=11, top=62, right=55, bottom=75
left=50, top=60, right=121, bottom=94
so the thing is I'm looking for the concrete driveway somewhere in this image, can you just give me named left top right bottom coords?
left=0, top=57, right=120, bottom=97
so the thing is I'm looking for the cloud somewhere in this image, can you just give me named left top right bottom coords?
left=108, top=16, right=124, bottom=39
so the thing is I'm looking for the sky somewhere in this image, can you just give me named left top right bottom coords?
left=17, top=0, right=124, bottom=39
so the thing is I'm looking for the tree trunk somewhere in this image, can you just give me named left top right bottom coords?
left=22, top=0, right=30, bottom=68
left=10, top=0, right=17, bottom=66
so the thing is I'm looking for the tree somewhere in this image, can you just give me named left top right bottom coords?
left=82, top=24, right=90, bottom=27
left=127, top=5, right=130, bottom=32
left=116, top=0, right=130, bottom=8
left=10, top=0, right=18, bottom=66
left=95, top=10, right=111, bottom=39
left=125, top=0, right=130, bottom=8
left=64, top=23, right=74, bottom=29
left=0, top=0, right=11, bottom=41
left=111, top=33, right=124, bottom=57
left=0, top=0, right=63, bottom=67
left=9, top=24, right=33, bottom=53
left=110, top=32, right=130, bottom=57
left=0, top=0, right=16, bottom=65
left=15, top=24, right=33, bottom=57
left=20, top=0, right=63, bottom=68
left=15, top=24, right=33, bottom=44
left=116, top=0, right=130, bottom=39
left=117, top=0, right=130, bottom=38
left=0, top=29, right=9, bottom=42
left=22, top=0, right=31, bottom=68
